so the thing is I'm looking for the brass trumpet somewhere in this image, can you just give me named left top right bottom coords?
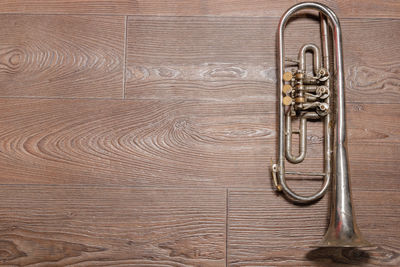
left=272, top=2, right=372, bottom=247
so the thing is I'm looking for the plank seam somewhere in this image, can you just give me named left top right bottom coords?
left=0, top=13, right=399, bottom=20
left=0, top=184, right=397, bottom=193
left=122, top=16, right=128, bottom=99
left=0, top=96, right=397, bottom=105
left=226, top=188, right=229, bottom=267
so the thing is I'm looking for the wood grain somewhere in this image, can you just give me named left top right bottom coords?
left=125, top=16, right=400, bottom=103
left=0, top=99, right=398, bottom=191
left=0, top=185, right=226, bottom=266
left=0, top=1, right=399, bottom=18
left=0, top=2, right=398, bottom=265
left=0, top=15, right=124, bottom=98
left=228, top=189, right=400, bottom=266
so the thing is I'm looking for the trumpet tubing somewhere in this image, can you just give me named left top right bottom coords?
left=272, top=2, right=372, bottom=248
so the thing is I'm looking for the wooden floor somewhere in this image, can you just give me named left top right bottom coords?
left=0, top=1, right=399, bottom=266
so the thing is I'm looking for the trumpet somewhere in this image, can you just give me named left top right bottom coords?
left=272, top=2, right=372, bottom=247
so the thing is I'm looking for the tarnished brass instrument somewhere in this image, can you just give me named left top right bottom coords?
left=272, top=2, right=372, bottom=247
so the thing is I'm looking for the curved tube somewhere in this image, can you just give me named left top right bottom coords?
left=299, top=43, right=321, bottom=73
left=277, top=2, right=341, bottom=203
left=285, top=112, right=319, bottom=164
left=285, top=114, right=306, bottom=164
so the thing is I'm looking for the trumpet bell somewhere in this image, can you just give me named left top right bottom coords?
left=313, top=224, right=373, bottom=248
left=314, top=211, right=373, bottom=248
left=316, top=231, right=373, bottom=248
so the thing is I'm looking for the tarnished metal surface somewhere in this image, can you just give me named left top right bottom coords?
left=271, top=2, right=372, bottom=248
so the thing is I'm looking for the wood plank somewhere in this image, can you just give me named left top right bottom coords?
left=0, top=1, right=399, bottom=18
left=0, top=99, right=398, bottom=190
left=125, top=16, right=400, bottom=103
left=0, top=185, right=226, bottom=266
left=228, top=189, right=400, bottom=266
left=0, top=15, right=124, bottom=98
